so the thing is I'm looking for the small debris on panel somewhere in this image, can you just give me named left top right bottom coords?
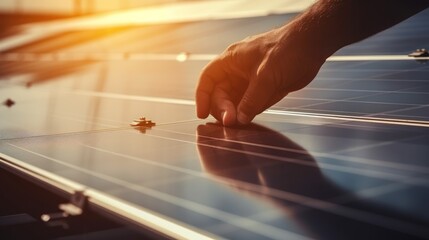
left=130, top=117, right=156, bottom=127
left=3, top=98, right=15, bottom=107
left=130, top=117, right=156, bottom=134
left=408, top=48, right=429, bottom=57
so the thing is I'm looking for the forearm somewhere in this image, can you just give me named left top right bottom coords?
left=281, top=0, right=429, bottom=58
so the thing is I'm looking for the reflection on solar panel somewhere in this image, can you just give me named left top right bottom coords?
left=1, top=2, right=429, bottom=240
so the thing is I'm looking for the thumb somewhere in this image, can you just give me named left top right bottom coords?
left=236, top=66, right=278, bottom=125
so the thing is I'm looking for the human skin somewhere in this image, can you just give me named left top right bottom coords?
left=196, top=0, right=429, bottom=126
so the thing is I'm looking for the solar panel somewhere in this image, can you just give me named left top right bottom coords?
left=1, top=2, right=429, bottom=240
left=280, top=60, right=429, bottom=122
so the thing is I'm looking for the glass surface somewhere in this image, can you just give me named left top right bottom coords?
left=1, top=119, right=429, bottom=239
left=1, top=6, right=429, bottom=240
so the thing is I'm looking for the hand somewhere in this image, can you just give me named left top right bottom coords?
left=196, top=25, right=326, bottom=126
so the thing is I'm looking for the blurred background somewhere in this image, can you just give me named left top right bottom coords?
left=0, top=0, right=182, bottom=15
left=0, top=0, right=189, bottom=34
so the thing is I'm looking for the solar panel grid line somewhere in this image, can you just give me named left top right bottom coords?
left=314, top=76, right=429, bottom=82
left=320, top=62, right=429, bottom=73
left=79, top=143, right=207, bottom=178
left=284, top=100, right=429, bottom=116
left=308, top=140, right=429, bottom=175
left=315, top=68, right=411, bottom=75
left=367, top=104, right=429, bottom=118
left=278, top=90, right=424, bottom=114
left=309, top=75, right=428, bottom=81
left=266, top=110, right=429, bottom=128
left=269, top=110, right=429, bottom=125
left=297, top=76, right=429, bottom=94
left=352, top=92, right=429, bottom=106
left=326, top=182, right=409, bottom=204
left=399, top=85, right=429, bottom=94
left=314, top=73, right=429, bottom=84
left=300, top=87, right=429, bottom=95
left=282, top=84, right=429, bottom=113
left=311, top=78, right=429, bottom=90
left=341, top=103, right=425, bottom=116
left=328, top=136, right=421, bottom=155
left=4, top=141, right=429, bottom=239
left=373, top=113, right=429, bottom=122
left=155, top=126, right=429, bottom=175
left=281, top=108, right=387, bottom=117
left=101, top=172, right=200, bottom=199
left=307, top=119, right=401, bottom=130
left=305, top=108, right=429, bottom=122
left=284, top=95, right=422, bottom=107
left=270, top=106, right=340, bottom=114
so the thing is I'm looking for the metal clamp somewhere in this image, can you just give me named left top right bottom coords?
left=41, top=190, right=87, bottom=222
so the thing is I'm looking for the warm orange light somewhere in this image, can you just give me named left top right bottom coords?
left=176, top=52, right=190, bottom=62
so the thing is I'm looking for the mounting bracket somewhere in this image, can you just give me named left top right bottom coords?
left=41, top=190, right=87, bottom=222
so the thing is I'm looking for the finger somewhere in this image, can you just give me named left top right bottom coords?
left=196, top=58, right=229, bottom=119
left=210, top=85, right=237, bottom=126
left=236, top=65, right=278, bottom=125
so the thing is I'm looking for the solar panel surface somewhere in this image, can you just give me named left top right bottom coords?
left=1, top=4, right=429, bottom=240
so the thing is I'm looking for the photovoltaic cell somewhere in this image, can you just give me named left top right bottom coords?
left=1, top=4, right=429, bottom=240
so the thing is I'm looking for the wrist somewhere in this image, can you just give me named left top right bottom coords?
left=274, top=22, right=336, bottom=63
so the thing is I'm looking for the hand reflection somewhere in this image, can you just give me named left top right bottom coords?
left=197, top=122, right=342, bottom=200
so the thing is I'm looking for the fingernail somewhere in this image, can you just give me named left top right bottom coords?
left=221, top=111, right=227, bottom=125
left=237, top=112, right=250, bottom=125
